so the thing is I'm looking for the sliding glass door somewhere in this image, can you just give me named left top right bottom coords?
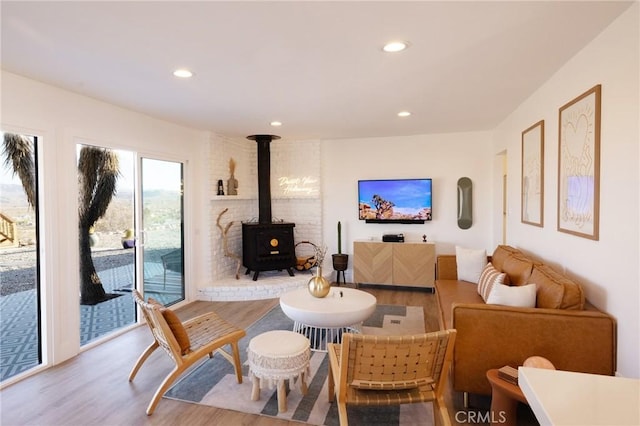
left=76, top=149, right=185, bottom=346
left=1, top=132, right=41, bottom=382
left=77, top=145, right=136, bottom=345
left=140, top=158, right=184, bottom=306
left=2, top=138, right=186, bottom=381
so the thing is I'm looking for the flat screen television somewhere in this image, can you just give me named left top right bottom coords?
left=358, top=178, right=432, bottom=223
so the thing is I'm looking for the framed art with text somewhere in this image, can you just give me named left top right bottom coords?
left=557, top=84, right=601, bottom=240
left=521, top=120, right=544, bottom=227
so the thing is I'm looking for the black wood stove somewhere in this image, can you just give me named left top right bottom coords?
left=242, top=134, right=296, bottom=281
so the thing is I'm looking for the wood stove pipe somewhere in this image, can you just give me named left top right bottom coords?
left=247, top=134, right=280, bottom=224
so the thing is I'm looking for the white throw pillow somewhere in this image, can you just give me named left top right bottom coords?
left=486, top=283, right=537, bottom=308
left=477, top=263, right=508, bottom=302
left=455, top=246, right=487, bottom=283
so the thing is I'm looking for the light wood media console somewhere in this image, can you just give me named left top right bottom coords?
left=353, top=241, right=435, bottom=289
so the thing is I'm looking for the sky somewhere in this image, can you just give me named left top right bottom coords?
left=1, top=140, right=180, bottom=192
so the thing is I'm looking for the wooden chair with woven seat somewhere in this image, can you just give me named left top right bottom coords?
left=327, top=330, right=457, bottom=426
left=129, top=289, right=246, bottom=415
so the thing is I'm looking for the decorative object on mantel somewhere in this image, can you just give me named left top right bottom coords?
left=331, top=221, right=348, bottom=286
left=216, top=208, right=241, bottom=279
left=227, top=157, right=238, bottom=195
left=422, top=234, right=427, bottom=243
left=217, top=179, right=224, bottom=196
left=308, top=244, right=330, bottom=298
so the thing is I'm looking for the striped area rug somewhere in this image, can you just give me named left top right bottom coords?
left=164, top=304, right=435, bottom=425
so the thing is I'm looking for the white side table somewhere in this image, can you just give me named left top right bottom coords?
left=247, top=330, right=310, bottom=413
left=519, top=367, right=640, bottom=425
left=279, top=287, right=377, bottom=351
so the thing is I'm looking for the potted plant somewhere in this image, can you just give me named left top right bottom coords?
left=332, top=221, right=349, bottom=278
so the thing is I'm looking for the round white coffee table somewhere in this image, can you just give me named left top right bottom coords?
left=279, top=287, right=377, bottom=351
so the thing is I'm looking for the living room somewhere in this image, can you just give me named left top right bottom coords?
left=1, top=1, right=638, bottom=423
left=208, top=1, right=638, bottom=384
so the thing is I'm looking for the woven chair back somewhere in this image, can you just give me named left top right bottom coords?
left=132, top=289, right=181, bottom=362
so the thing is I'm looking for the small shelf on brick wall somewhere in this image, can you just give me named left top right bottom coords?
left=211, top=195, right=254, bottom=200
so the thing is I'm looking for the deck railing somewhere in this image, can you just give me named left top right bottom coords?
left=0, top=213, right=17, bottom=246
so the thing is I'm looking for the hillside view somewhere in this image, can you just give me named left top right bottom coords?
left=1, top=183, right=181, bottom=249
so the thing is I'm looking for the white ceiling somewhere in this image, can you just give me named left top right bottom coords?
left=1, top=1, right=633, bottom=140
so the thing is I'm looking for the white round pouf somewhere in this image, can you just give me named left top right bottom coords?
left=247, top=330, right=311, bottom=413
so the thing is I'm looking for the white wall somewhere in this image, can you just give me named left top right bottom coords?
left=321, top=131, right=495, bottom=281
left=1, top=71, right=210, bottom=366
left=493, top=4, right=639, bottom=378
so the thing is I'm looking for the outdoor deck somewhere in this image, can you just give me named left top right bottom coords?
left=0, top=254, right=182, bottom=381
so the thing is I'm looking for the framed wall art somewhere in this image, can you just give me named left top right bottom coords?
left=557, top=84, right=601, bottom=240
left=521, top=120, right=544, bottom=227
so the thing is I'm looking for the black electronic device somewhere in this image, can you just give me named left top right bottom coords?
left=382, top=233, right=405, bottom=243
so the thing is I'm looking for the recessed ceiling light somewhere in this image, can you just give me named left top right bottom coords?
left=270, top=121, right=282, bottom=127
left=383, top=41, right=409, bottom=53
left=398, top=111, right=412, bottom=117
left=173, top=69, right=193, bottom=78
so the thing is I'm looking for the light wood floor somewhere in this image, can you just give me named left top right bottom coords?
left=0, top=285, right=467, bottom=426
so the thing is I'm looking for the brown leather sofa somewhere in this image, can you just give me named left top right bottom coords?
left=435, top=245, right=617, bottom=396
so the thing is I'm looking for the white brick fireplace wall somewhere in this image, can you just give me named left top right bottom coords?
left=204, top=134, right=322, bottom=300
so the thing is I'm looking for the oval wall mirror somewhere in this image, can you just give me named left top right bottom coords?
left=457, top=177, right=473, bottom=229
